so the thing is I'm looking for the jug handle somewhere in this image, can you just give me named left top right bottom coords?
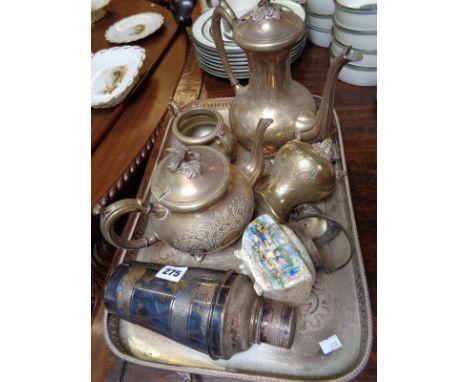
left=94, top=199, right=162, bottom=250
left=288, top=210, right=355, bottom=274
left=212, top=1, right=242, bottom=93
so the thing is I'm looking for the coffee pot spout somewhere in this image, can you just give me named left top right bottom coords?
left=300, top=46, right=363, bottom=143
left=241, top=118, right=273, bottom=186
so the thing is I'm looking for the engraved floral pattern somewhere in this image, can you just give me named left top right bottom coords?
left=295, top=273, right=333, bottom=333
left=173, top=195, right=254, bottom=254
left=268, top=143, right=320, bottom=194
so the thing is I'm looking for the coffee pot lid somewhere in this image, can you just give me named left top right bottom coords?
left=233, top=0, right=304, bottom=51
left=150, top=144, right=231, bottom=212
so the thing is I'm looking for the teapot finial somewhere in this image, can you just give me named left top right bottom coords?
left=166, top=143, right=202, bottom=179
left=242, top=118, right=273, bottom=186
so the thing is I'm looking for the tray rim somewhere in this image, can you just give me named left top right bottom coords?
left=103, top=96, right=373, bottom=382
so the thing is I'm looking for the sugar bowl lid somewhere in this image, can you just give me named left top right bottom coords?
left=150, top=144, right=231, bottom=212
left=233, top=0, right=304, bottom=51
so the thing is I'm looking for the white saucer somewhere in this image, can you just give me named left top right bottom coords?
left=105, top=12, right=164, bottom=44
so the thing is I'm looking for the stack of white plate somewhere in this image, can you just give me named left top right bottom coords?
left=305, top=0, right=335, bottom=47
left=192, top=0, right=307, bottom=80
left=331, top=0, right=377, bottom=86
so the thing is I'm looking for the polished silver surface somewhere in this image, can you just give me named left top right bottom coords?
left=98, top=104, right=272, bottom=254
left=212, top=1, right=361, bottom=154
left=169, top=100, right=236, bottom=159
left=255, top=139, right=337, bottom=222
left=103, top=97, right=372, bottom=382
left=192, top=1, right=307, bottom=80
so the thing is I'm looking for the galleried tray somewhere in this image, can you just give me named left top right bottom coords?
left=103, top=97, right=373, bottom=382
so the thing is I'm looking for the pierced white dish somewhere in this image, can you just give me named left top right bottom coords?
left=307, top=24, right=332, bottom=47
left=91, top=46, right=146, bottom=109
left=105, top=12, right=164, bottom=44
left=91, top=0, right=110, bottom=24
left=307, top=12, right=333, bottom=30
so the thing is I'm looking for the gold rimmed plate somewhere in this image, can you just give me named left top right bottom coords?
left=105, top=12, right=164, bottom=44
left=91, top=46, right=146, bottom=109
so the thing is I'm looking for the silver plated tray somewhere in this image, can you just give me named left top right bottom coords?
left=104, top=97, right=372, bottom=382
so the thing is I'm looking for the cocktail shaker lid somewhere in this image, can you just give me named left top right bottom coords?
left=151, top=144, right=231, bottom=212
left=258, top=300, right=296, bottom=348
left=233, top=0, right=304, bottom=51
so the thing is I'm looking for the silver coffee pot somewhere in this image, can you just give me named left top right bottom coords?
left=212, top=0, right=362, bottom=155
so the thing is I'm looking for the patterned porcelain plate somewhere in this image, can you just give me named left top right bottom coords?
left=105, top=12, right=164, bottom=44
left=91, top=46, right=146, bottom=109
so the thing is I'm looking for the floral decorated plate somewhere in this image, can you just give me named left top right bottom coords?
left=105, top=12, right=164, bottom=44
left=91, top=46, right=146, bottom=109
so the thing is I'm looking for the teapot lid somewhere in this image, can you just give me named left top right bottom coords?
left=150, top=144, right=231, bottom=212
left=233, top=0, right=304, bottom=51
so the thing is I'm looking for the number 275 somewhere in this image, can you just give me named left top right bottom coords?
left=163, top=268, right=180, bottom=277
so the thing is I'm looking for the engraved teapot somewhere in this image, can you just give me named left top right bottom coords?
left=97, top=118, right=273, bottom=255
left=255, top=139, right=336, bottom=222
left=212, top=0, right=362, bottom=155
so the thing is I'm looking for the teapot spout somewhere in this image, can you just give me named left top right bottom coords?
left=242, top=118, right=273, bottom=186
left=300, top=46, right=362, bottom=143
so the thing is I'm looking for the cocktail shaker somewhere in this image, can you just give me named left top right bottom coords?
left=104, top=261, right=296, bottom=360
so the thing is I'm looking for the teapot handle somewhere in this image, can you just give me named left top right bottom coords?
left=95, top=199, right=161, bottom=250
left=212, top=1, right=241, bottom=92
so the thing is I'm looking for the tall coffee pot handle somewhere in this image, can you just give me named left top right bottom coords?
left=95, top=199, right=162, bottom=250
left=212, top=1, right=242, bottom=93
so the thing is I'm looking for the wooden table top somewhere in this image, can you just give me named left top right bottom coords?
left=91, top=33, right=377, bottom=382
